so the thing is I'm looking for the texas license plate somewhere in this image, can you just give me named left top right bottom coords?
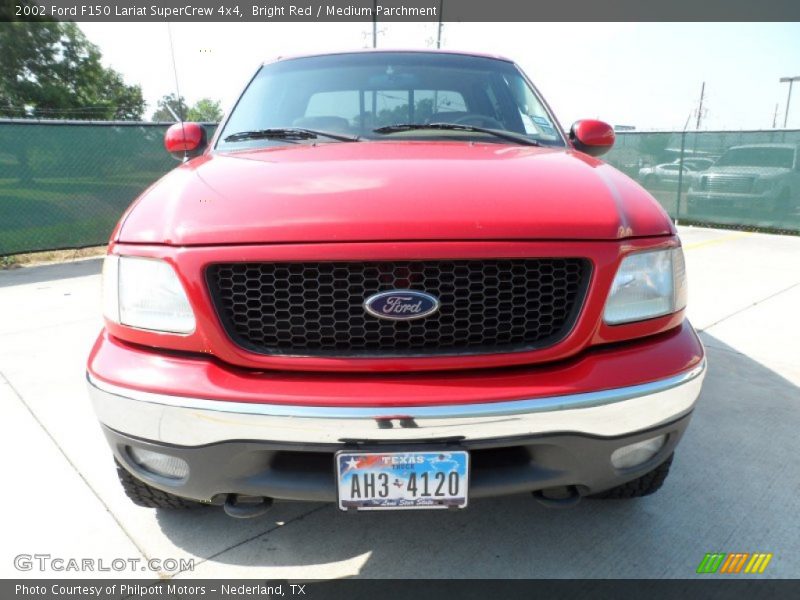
left=336, top=450, right=470, bottom=511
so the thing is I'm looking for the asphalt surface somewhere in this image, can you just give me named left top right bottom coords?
left=1, top=226, right=798, bottom=579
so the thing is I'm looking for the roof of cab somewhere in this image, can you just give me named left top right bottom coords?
left=263, top=48, right=515, bottom=66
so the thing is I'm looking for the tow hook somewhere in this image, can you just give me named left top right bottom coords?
left=531, top=485, right=583, bottom=508
left=223, top=494, right=274, bottom=518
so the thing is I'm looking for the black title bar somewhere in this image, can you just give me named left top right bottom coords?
left=4, top=0, right=800, bottom=22
left=3, top=579, right=800, bottom=600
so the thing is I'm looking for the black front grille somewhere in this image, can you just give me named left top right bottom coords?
left=700, top=175, right=754, bottom=194
left=207, top=259, right=590, bottom=357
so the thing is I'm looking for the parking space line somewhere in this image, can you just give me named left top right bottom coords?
left=697, top=280, right=800, bottom=332
left=0, top=369, right=150, bottom=563
left=683, top=231, right=753, bottom=251
left=170, top=504, right=330, bottom=579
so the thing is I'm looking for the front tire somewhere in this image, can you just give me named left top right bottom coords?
left=115, top=460, right=200, bottom=509
left=588, top=453, right=674, bottom=499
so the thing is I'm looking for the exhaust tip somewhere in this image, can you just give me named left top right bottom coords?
left=531, top=486, right=582, bottom=509
left=223, top=494, right=274, bottom=519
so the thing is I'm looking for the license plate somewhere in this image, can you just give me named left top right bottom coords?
left=336, top=450, right=469, bottom=511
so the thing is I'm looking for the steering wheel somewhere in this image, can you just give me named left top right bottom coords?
left=449, top=114, right=506, bottom=129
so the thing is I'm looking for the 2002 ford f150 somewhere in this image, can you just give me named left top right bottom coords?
left=87, top=50, right=705, bottom=517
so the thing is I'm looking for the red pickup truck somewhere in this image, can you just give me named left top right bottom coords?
left=87, top=50, right=705, bottom=516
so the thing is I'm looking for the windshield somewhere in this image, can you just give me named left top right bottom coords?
left=715, top=147, right=795, bottom=168
left=217, top=52, right=565, bottom=150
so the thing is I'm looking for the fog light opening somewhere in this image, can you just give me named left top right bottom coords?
left=127, top=446, right=189, bottom=480
left=610, top=435, right=667, bottom=469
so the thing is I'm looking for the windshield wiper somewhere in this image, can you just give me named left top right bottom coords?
left=224, top=128, right=359, bottom=143
left=373, top=123, right=540, bottom=146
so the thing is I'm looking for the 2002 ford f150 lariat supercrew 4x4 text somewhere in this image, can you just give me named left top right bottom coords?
left=87, top=50, right=706, bottom=516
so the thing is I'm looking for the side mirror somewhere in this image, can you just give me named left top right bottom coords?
left=164, top=122, right=207, bottom=160
left=569, top=120, right=615, bottom=157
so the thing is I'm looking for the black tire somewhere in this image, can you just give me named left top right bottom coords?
left=115, top=460, right=200, bottom=509
left=588, top=453, right=674, bottom=499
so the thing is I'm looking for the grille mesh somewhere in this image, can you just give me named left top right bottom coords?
left=207, top=259, right=590, bottom=357
left=701, top=175, right=754, bottom=194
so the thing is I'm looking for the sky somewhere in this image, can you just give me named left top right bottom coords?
left=78, top=22, right=800, bottom=130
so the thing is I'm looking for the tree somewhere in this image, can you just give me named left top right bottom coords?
left=0, top=21, right=145, bottom=120
left=376, top=98, right=434, bottom=128
left=187, top=98, right=223, bottom=122
left=151, top=96, right=223, bottom=123
left=150, top=93, right=188, bottom=122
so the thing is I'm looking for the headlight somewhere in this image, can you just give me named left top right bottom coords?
left=102, top=255, right=195, bottom=334
left=603, top=247, right=687, bottom=325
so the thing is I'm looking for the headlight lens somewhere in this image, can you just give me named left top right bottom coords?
left=603, top=247, right=687, bottom=325
left=102, top=255, right=195, bottom=333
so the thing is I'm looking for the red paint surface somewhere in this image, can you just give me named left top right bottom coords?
left=117, top=143, right=674, bottom=246
left=164, top=122, right=205, bottom=154
left=88, top=322, right=703, bottom=407
left=94, top=53, right=694, bottom=392
left=571, top=119, right=616, bottom=148
left=102, top=238, right=684, bottom=372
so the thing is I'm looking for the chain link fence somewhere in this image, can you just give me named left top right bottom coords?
left=1, top=122, right=799, bottom=256
left=605, top=129, right=800, bottom=232
left=0, top=120, right=216, bottom=256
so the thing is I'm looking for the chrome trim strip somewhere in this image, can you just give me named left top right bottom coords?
left=87, top=360, right=705, bottom=445
left=88, top=361, right=704, bottom=420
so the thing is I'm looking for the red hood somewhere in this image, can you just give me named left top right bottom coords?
left=118, top=142, right=674, bottom=245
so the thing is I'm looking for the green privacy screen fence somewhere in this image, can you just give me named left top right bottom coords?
left=604, top=129, right=800, bottom=233
left=0, top=120, right=216, bottom=256
left=1, top=121, right=799, bottom=256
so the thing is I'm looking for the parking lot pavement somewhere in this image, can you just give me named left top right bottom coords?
left=0, top=225, right=798, bottom=579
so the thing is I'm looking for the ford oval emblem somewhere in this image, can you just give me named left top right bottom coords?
left=364, top=290, right=440, bottom=321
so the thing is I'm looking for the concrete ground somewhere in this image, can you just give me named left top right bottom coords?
left=0, top=226, right=798, bottom=579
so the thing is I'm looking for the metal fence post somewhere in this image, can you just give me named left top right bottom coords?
left=675, top=129, right=687, bottom=225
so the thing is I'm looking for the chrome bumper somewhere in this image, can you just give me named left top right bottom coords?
left=87, top=360, right=705, bottom=446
